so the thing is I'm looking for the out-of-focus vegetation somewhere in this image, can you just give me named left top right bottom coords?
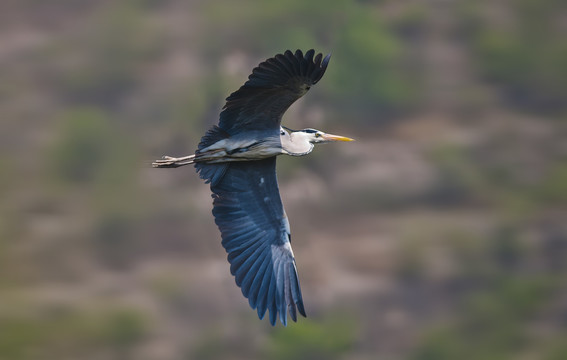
left=0, top=305, right=147, bottom=360
left=201, top=0, right=421, bottom=122
left=460, top=0, right=567, bottom=111
left=1, top=0, right=566, bottom=359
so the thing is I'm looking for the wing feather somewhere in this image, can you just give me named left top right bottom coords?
left=209, top=158, right=305, bottom=326
left=218, top=49, right=331, bottom=135
left=245, top=252, right=271, bottom=306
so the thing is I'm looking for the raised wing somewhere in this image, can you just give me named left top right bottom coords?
left=210, top=158, right=305, bottom=326
left=218, top=49, right=330, bottom=135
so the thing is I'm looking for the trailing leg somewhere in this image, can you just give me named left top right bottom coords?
left=152, top=154, right=195, bottom=168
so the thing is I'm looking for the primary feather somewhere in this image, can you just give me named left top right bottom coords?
left=217, top=49, right=330, bottom=135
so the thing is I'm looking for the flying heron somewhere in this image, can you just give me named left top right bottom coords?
left=152, top=49, right=353, bottom=326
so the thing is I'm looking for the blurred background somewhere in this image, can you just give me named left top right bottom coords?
left=1, top=0, right=566, bottom=359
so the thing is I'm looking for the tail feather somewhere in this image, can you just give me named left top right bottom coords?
left=196, top=163, right=229, bottom=185
left=198, top=126, right=230, bottom=151
left=195, top=126, right=231, bottom=185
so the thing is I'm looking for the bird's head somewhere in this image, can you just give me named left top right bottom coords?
left=282, top=127, right=354, bottom=145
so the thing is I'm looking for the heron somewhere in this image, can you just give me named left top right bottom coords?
left=152, top=49, right=353, bottom=326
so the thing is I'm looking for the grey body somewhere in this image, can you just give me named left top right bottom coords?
left=192, top=127, right=321, bottom=163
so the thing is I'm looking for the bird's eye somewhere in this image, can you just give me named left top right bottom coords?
left=280, top=130, right=285, bottom=135
left=315, top=133, right=321, bottom=138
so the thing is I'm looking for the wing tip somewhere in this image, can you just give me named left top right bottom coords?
left=246, top=49, right=331, bottom=87
left=268, top=300, right=306, bottom=326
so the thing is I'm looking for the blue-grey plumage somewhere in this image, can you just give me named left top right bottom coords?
left=218, top=49, right=330, bottom=135
left=211, top=158, right=304, bottom=325
left=152, top=49, right=353, bottom=326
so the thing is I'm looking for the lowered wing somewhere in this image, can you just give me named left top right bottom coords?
left=210, top=157, right=305, bottom=326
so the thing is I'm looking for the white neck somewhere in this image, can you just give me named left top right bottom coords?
left=281, top=131, right=314, bottom=156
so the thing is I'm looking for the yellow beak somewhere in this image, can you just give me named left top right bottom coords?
left=321, top=133, right=355, bottom=142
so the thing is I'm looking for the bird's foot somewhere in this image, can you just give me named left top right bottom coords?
left=152, top=155, right=194, bottom=168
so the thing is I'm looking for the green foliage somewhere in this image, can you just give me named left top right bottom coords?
left=188, top=321, right=264, bottom=360
left=390, top=3, right=428, bottom=38
left=49, top=107, right=143, bottom=270
left=463, top=0, right=567, bottom=110
left=49, top=107, right=137, bottom=189
left=0, top=306, right=147, bottom=360
left=100, top=309, right=148, bottom=348
left=411, top=276, right=556, bottom=360
left=93, top=211, right=138, bottom=270
left=545, top=341, right=567, bottom=360
left=426, top=145, right=486, bottom=205
left=50, top=108, right=116, bottom=184
left=202, top=0, right=419, bottom=123
left=190, top=328, right=231, bottom=360
left=537, top=164, right=567, bottom=204
left=55, top=2, right=162, bottom=107
left=267, top=316, right=356, bottom=360
left=188, top=314, right=356, bottom=360
left=409, top=218, right=562, bottom=360
left=327, top=9, right=418, bottom=118
left=201, top=0, right=347, bottom=54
